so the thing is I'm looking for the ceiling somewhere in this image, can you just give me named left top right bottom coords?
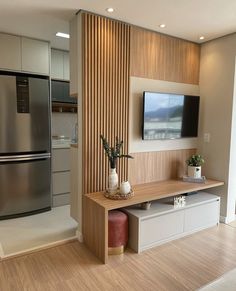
left=0, top=0, right=235, bottom=50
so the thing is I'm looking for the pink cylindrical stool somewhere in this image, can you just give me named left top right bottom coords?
left=108, top=210, right=128, bottom=255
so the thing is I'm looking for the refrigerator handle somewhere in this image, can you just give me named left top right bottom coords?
left=0, top=153, right=51, bottom=162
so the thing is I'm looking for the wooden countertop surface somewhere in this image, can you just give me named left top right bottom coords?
left=85, top=179, right=224, bottom=210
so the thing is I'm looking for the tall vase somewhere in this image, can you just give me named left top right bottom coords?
left=108, top=168, right=118, bottom=193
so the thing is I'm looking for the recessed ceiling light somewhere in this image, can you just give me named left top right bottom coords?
left=159, top=24, right=166, bottom=28
left=199, top=36, right=205, bottom=40
left=106, top=7, right=114, bottom=13
left=56, top=32, right=70, bottom=39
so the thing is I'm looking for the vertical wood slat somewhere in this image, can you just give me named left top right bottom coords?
left=82, top=13, right=130, bottom=194
left=128, top=149, right=197, bottom=185
left=130, top=26, right=200, bottom=85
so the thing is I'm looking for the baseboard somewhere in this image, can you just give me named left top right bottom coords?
left=220, top=216, right=227, bottom=223
left=76, top=230, right=83, bottom=243
left=0, top=236, right=77, bottom=261
left=220, top=215, right=236, bottom=224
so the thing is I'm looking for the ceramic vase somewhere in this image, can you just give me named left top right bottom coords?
left=120, top=181, right=131, bottom=195
left=108, top=168, right=118, bottom=193
left=188, top=166, right=201, bottom=178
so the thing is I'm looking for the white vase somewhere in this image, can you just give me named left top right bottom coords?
left=108, top=168, right=118, bottom=193
left=120, top=181, right=131, bottom=195
left=188, top=166, right=201, bottom=178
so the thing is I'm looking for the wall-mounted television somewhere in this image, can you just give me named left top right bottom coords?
left=142, top=91, right=200, bottom=140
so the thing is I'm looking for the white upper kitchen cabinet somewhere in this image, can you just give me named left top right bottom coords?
left=51, top=49, right=64, bottom=79
left=0, top=33, right=21, bottom=71
left=21, top=37, right=50, bottom=75
left=51, top=49, right=69, bottom=81
left=63, top=51, right=70, bottom=81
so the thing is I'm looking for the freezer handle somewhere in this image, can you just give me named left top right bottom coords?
left=0, top=153, right=51, bottom=162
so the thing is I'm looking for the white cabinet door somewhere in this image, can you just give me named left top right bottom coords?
left=140, top=211, right=184, bottom=249
left=0, top=33, right=21, bottom=71
left=21, top=37, right=49, bottom=75
left=51, top=49, right=64, bottom=79
left=63, top=51, right=70, bottom=81
left=184, top=201, right=219, bottom=232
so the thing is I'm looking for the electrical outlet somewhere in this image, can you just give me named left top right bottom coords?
left=204, top=133, right=210, bottom=143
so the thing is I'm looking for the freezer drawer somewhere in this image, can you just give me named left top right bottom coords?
left=0, top=158, right=51, bottom=218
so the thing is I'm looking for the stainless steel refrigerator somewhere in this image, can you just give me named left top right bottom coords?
left=0, top=73, right=51, bottom=219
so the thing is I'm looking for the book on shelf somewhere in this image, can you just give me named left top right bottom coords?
left=183, top=175, right=206, bottom=183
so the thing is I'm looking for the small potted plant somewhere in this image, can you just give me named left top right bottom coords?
left=101, top=135, right=133, bottom=193
left=186, top=154, right=205, bottom=178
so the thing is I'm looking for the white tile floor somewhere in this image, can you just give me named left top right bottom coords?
left=199, top=220, right=236, bottom=291
left=200, top=268, right=236, bottom=291
left=0, top=205, right=77, bottom=258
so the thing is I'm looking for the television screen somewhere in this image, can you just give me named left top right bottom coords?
left=142, top=91, right=200, bottom=140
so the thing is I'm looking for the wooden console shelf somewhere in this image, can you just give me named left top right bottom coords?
left=83, top=179, right=224, bottom=264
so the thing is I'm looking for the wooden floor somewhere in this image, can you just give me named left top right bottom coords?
left=1, top=223, right=236, bottom=291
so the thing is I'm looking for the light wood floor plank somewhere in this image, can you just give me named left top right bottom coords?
left=1, top=224, right=236, bottom=291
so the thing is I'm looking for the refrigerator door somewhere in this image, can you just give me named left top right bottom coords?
left=0, top=156, right=51, bottom=219
left=0, top=75, right=50, bottom=154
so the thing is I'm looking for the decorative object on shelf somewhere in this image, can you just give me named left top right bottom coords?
left=100, top=135, right=133, bottom=194
left=104, top=189, right=134, bottom=200
left=140, top=201, right=152, bottom=210
left=183, top=175, right=206, bottom=183
left=174, top=195, right=186, bottom=208
left=120, top=181, right=131, bottom=195
left=186, top=154, right=205, bottom=179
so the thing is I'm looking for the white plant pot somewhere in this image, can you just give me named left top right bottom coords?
left=108, top=168, right=118, bottom=193
left=120, top=181, right=131, bottom=195
left=188, top=166, right=201, bottom=178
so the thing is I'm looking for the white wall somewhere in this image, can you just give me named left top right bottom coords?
left=51, top=112, right=77, bottom=139
left=69, top=13, right=83, bottom=234
left=199, top=33, right=236, bottom=222
left=129, top=77, right=200, bottom=153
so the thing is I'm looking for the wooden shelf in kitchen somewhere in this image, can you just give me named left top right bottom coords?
left=52, top=102, right=77, bottom=113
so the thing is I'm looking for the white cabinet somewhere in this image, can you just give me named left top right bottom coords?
left=52, top=172, right=70, bottom=195
left=124, top=192, right=220, bottom=253
left=140, top=211, right=184, bottom=249
left=21, top=37, right=50, bottom=75
left=51, top=49, right=64, bottom=79
left=0, top=33, right=21, bottom=71
left=184, top=201, right=219, bottom=232
left=63, top=51, right=69, bottom=80
left=52, top=148, right=70, bottom=171
left=52, top=148, right=71, bottom=207
left=51, top=49, right=69, bottom=81
left=0, top=33, right=50, bottom=75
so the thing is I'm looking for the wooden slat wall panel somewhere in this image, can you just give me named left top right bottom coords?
left=82, top=13, right=130, bottom=194
left=128, top=149, right=197, bottom=185
left=130, top=26, right=200, bottom=84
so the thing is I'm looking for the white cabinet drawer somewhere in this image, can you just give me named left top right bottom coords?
left=52, top=149, right=70, bottom=172
left=53, top=193, right=70, bottom=207
left=140, top=211, right=184, bottom=249
left=184, top=201, right=219, bottom=232
left=52, top=172, right=70, bottom=195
